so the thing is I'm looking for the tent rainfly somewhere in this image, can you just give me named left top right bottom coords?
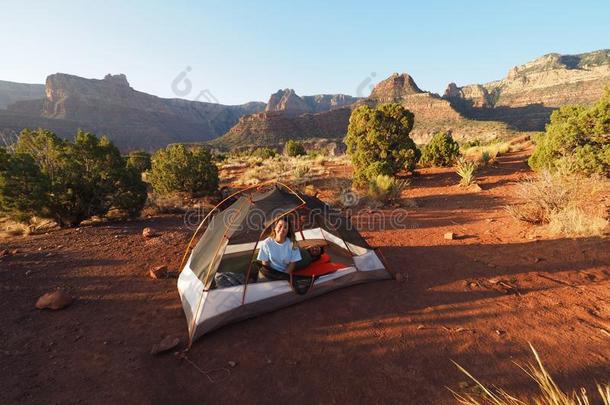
left=178, top=182, right=392, bottom=346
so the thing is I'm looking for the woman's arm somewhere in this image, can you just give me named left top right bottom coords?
left=286, top=261, right=296, bottom=274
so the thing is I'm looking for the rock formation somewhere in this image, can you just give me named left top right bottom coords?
left=211, top=73, right=498, bottom=148
left=2, top=49, right=609, bottom=151
left=443, top=49, right=610, bottom=130
left=265, top=88, right=360, bottom=116
left=0, top=80, right=45, bottom=109
left=1, top=73, right=265, bottom=151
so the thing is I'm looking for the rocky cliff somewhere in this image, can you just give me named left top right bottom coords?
left=209, top=88, right=363, bottom=149
left=209, top=108, right=353, bottom=149
left=211, top=73, right=505, bottom=149
left=2, top=73, right=265, bottom=151
left=443, top=49, right=610, bottom=130
left=0, top=80, right=45, bottom=109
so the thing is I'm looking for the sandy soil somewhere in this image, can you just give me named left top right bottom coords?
left=1, top=150, right=608, bottom=404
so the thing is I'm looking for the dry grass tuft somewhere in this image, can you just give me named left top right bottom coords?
left=230, top=155, right=330, bottom=187
left=142, top=193, right=191, bottom=215
left=506, top=171, right=608, bottom=237
left=367, top=174, right=409, bottom=205
left=0, top=216, right=58, bottom=239
left=462, top=141, right=510, bottom=161
left=449, top=344, right=610, bottom=405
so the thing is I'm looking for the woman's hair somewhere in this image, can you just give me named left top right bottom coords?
left=269, top=216, right=296, bottom=248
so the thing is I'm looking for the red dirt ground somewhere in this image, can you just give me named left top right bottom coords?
left=1, top=150, right=608, bottom=404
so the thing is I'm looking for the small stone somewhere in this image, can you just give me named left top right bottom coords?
left=25, top=270, right=32, bottom=276
left=495, top=329, right=506, bottom=336
left=142, top=227, right=157, bottom=238
left=458, top=381, right=470, bottom=389
left=10, top=249, right=19, bottom=255
left=36, top=289, right=74, bottom=310
left=266, top=358, right=272, bottom=364
left=228, top=361, right=237, bottom=368
left=395, top=273, right=404, bottom=282
left=0, top=249, right=8, bottom=257
left=417, top=325, right=425, bottom=330
left=444, top=232, right=455, bottom=240
left=468, top=183, right=483, bottom=192
left=148, top=265, right=169, bottom=279
left=38, top=247, right=43, bottom=251
left=534, top=257, right=544, bottom=263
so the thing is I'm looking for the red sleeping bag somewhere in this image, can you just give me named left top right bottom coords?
left=294, top=253, right=346, bottom=277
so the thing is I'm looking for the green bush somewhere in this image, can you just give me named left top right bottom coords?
left=3, top=128, right=147, bottom=226
left=126, top=150, right=152, bottom=173
left=420, top=131, right=460, bottom=167
left=285, top=140, right=306, bottom=157
left=251, top=147, right=276, bottom=160
left=529, top=82, right=610, bottom=176
left=149, top=144, right=219, bottom=196
left=345, top=103, right=420, bottom=187
left=0, top=148, right=49, bottom=222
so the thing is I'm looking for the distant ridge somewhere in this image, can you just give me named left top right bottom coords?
left=2, top=49, right=609, bottom=151
left=0, top=73, right=265, bottom=151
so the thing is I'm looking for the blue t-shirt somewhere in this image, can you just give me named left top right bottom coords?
left=257, top=237, right=302, bottom=272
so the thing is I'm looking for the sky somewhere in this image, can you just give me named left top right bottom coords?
left=1, top=0, right=609, bottom=105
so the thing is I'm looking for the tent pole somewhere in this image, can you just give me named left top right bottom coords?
left=178, top=182, right=271, bottom=273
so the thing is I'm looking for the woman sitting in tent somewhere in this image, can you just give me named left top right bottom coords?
left=257, top=218, right=346, bottom=284
left=257, top=217, right=302, bottom=280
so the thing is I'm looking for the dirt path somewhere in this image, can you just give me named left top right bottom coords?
left=1, top=150, right=608, bottom=404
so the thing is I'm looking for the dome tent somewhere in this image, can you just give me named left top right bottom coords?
left=178, top=182, right=392, bottom=346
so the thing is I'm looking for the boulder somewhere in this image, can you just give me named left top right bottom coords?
left=444, top=232, right=455, bottom=240
left=36, top=289, right=74, bottom=310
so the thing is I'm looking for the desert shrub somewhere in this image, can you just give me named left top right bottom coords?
left=547, top=207, right=608, bottom=237
left=251, top=147, right=276, bottom=160
left=293, top=164, right=311, bottom=182
left=529, top=83, right=610, bottom=176
left=345, top=103, right=420, bottom=187
left=455, top=158, right=477, bottom=186
left=367, top=174, right=409, bottom=204
left=479, top=151, right=492, bottom=166
left=126, top=150, right=152, bottom=173
left=450, top=344, right=610, bottom=405
left=149, top=144, right=219, bottom=196
left=506, top=171, right=607, bottom=236
left=460, top=139, right=482, bottom=149
left=420, top=131, right=460, bottom=167
left=4, top=129, right=147, bottom=226
left=462, top=140, right=510, bottom=161
left=285, top=140, right=306, bottom=157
